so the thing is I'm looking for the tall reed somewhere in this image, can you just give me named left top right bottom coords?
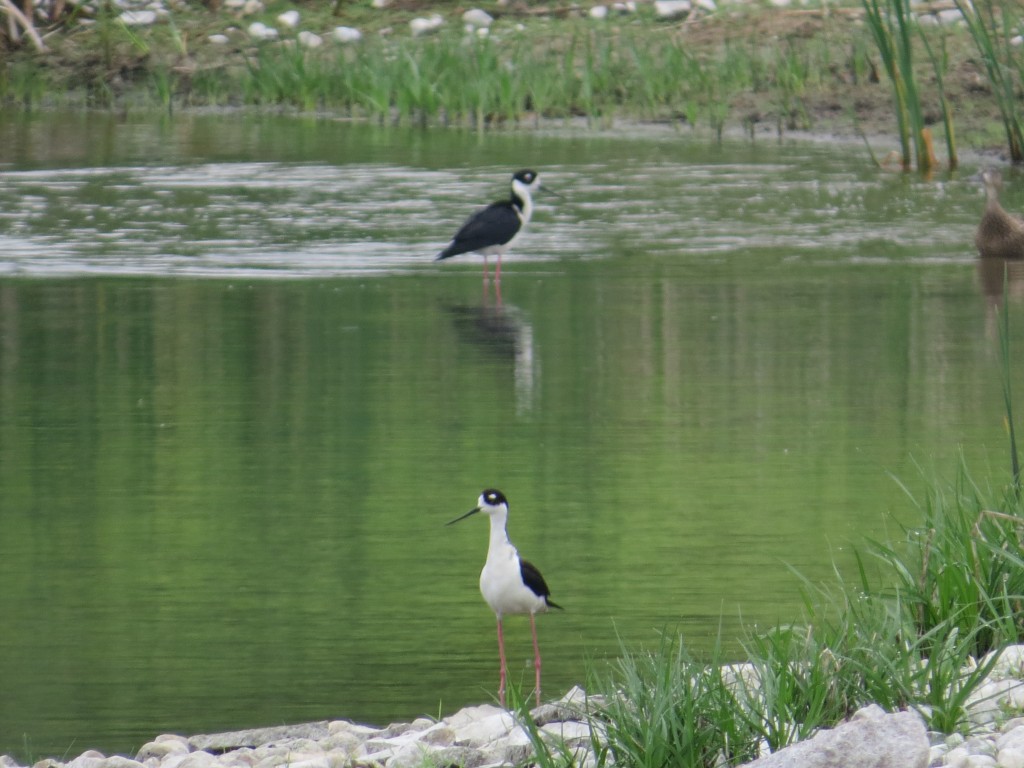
left=861, top=0, right=932, bottom=172
left=954, top=0, right=1024, bottom=164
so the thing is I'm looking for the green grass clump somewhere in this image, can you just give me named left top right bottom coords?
left=955, top=0, right=1024, bottom=164
left=861, top=0, right=934, bottom=172
left=567, top=462, right=1023, bottom=767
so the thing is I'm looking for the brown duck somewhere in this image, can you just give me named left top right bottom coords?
left=976, top=168, right=1024, bottom=260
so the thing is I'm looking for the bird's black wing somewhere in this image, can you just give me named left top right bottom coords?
left=520, top=558, right=562, bottom=609
left=436, top=202, right=520, bottom=260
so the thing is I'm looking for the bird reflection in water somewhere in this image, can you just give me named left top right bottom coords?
left=446, top=300, right=538, bottom=417
left=977, top=257, right=1024, bottom=339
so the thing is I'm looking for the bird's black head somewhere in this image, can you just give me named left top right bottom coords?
left=513, top=169, right=537, bottom=186
left=480, top=488, right=508, bottom=507
left=445, top=488, right=509, bottom=526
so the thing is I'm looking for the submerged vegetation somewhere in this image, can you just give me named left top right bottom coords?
left=1, top=0, right=1024, bottom=160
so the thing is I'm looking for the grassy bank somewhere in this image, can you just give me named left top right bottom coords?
left=1, top=0, right=1023, bottom=157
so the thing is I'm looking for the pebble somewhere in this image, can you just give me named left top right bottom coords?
left=461, top=8, right=493, bottom=27
left=409, top=13, right=442, bottom=35
left=331, top=25, right=361, bottom=42
left=118, top=9, right=156, bottom=24
left=246, top=20, right=277, bottom=39
left=276, top=9, right=298, bottom=28
left=15, top=649, right=1024, bottom=768
left=653, top=0, right=690, bottom=17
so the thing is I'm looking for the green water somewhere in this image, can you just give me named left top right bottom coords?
left=0, top=112, right=1020, bottom=762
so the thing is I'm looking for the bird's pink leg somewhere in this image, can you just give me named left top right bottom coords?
left=497, top=616, right=507, bottom=708
left=482, top=255, right=489, bottom=285
left=530, top=613, right=541, bottom=707
left=495, top=256, right=502, bottom=284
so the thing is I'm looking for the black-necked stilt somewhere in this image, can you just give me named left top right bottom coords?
left=436, top=170, right=543, bottom=283
left=447, top=488, right=561, bottom=708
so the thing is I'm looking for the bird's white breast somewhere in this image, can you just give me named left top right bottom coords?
left=479, top=543, right=547, bottom=618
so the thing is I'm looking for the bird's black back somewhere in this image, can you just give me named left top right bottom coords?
left=520, top=558, right=562, bottom=609
left=436, top=200, right=521, bottom=260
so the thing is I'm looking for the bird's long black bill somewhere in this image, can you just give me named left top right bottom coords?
left=445, top=506, right=481, bottom=526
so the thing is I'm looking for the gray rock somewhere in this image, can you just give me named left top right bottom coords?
left=739, top=706, right=928, bottom=768
left=118, top=9, right=156, bottom=24
left=462, top=8, right=493, bottom=27
left=188, top=724, right=330, bottom=753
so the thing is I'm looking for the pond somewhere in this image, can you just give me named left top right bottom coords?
left=0, top=112, right=1021, bottom=763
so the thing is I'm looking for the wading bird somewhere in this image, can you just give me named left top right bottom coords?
left=446, top=488, right=561, bottom=707
left=436, top=170, right=544, bottom=283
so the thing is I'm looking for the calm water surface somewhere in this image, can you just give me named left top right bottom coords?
left=0, top=112, right=1021, bottom=762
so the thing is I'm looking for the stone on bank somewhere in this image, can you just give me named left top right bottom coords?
left=18, top=645, right=1024, bottom=768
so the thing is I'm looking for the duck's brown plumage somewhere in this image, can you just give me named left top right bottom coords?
left=976, top=168, right=1024, bottom=260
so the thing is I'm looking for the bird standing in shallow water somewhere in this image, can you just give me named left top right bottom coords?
left=976, top=168, right=1024, bottom=260
left=446, top=488, right=561, bottom=708
left=436, top=170, right=543, bottom=284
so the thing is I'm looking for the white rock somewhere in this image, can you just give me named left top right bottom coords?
left=370, top=0, right=388, bottom=8
left=739, top=707, right=928, bottom=768
left=207, top=33, right=230, bottom=43
left=331, top=25, right=361, bottom=42
left=119, top=9, right=157, bottom=24
left=327, top=721, right=381, bottom=738
left=66, top=751, right=105, bottom=768
left=1012, top=35, right=1024, bottom=47
left=965, top=756, right=997, bottom=768
left=936, top=8, right=963, bottom=24
left=486, top=729, right=533, bottom=764
left=409, top=13, right=443, bottom=35
left=174, top=753, right=218, bottom=768
left=694, top=0, right=715, bottom=10
left=999, top=747, right=1024, bottom=768
left=276, top=9, right=299, bottom=27
left=653, top=0, right=690, bottom=17
left=298, top=30, right=322, bottom=47
left=540, top=720, right=592, bottom=744
left=241, top=0, right=262, bottom=14
left=99, top=759, right=145, bottom=768
left=462, top=8, right=493, bottom=27
left=136, top=739, right=189, bottom=762
left=984, top=646, right=1024, bottom=680
left=969, top=679, right=1024, bottom=726
left=223, top=0, right=244, bottom=8
left=997, top=727, right=1024, bottom=752
left=589, top=5, right=608, bottom=18
left=947, top=746, right=971, bottom=768
left=247, top=21, right=278, bottom=40
left=449, top=708, right=516, bottom=746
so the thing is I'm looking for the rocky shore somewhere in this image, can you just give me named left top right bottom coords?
left=9, top=646, right=1024, bottom=768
